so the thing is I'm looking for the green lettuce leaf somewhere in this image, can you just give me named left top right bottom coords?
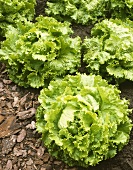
left=0, top=0, right=36, bottom=36
left=0, top=16, right=81, bottom=88
left=36, top=73, right=132, bottom=167
left=83, top=19, right=133, bottom=83
left=46, top=0, right=107, bottom=24
left=45, top=0, right=133, bottom=25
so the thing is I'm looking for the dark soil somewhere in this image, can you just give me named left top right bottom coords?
left=0, top=1, right=133, bottom=170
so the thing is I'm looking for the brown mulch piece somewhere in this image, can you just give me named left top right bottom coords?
left=0, top=1, right=133, bottom=169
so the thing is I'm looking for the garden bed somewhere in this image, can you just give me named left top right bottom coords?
left=0, top=0, right=133, bottom=170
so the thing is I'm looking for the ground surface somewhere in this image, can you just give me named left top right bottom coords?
left=0, top=1, right=133, bottom=170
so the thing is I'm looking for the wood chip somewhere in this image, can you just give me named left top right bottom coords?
left=26, top=121, right=36, bottom=129
left=17, top=129, right=26, bottom=142
left=0, top=116, right=21, bottom=138
left=2, top=135, right=17, bottom=154
left=0, top=115, right=4, bottom=123
left=5, top=160, right=12, bottom=170
left=37, top=146, right=45, bottom=157
left=17, top=108, right=36, bottom=120
left=12, top=96, right=19, bottom=108
left=26, top=158, right=33, bottom=166
left=3, top=79, right=12, bottom=84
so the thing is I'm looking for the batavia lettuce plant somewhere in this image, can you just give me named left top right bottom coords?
left=46, top=0, right=107, bottom=24
left=45, top=0, right=133, bottom=25
left=0, top=16, right=81, bottom=88
left=110, top=0, right=133, bottom=19
left=83, top=19, right=133, bottom=83
left=0, top=0, right=36, bottom=36
left=36, top=73, right=132, bottom=167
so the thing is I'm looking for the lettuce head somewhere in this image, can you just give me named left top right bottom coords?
left=0, top=16, right=81, bottom=88
left=36, top=73, right=132, bottom=167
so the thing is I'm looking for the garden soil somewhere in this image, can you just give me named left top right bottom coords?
left=0, top=1, right=133, bottom=170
